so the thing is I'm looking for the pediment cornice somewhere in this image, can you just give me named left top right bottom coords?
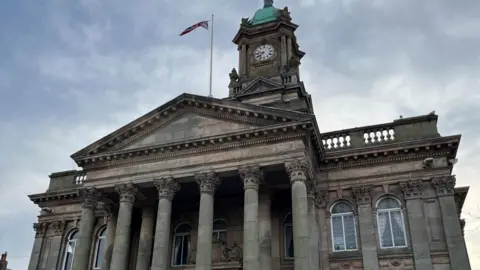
left=71, top=93, right=314, bottom=163
left=76, top=120, right=318, bottom=169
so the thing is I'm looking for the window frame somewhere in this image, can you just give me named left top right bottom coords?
left=330, top=201, right=358, bottom=252
left=92, top=227, right=107, bottom=269
left=283, top=212, right=294, bottom=259
left=212, top=219, right=227, bottom=242
left=171, top=223, right=191, bottom=266
left=61, top=229, right=78, bottom=270
left=376, top=197, right=408, bottom=249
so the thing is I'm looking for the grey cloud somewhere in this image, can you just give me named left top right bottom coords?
left=2, top=0, right=480, bottom=268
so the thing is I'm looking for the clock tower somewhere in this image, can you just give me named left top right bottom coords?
left=228, top=0, right=313, bottom=114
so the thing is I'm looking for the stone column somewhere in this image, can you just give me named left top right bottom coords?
left=135, top=206, right=155, bottom=270
left=28, top=222, right=48, bottom=270
left=314, top=190, right=330, bottom=270
left=45, top=220, right=67, bottom=270
left=72, top=188, right=100, bottom=270
left=352, top=186, right=379, bottom=270
left=151, top=177, right=180, bottom=270
left=433, top=176, right=471, bottom=270
left=306, top=183, right=320, bottom=270
left=101, top=205, right=117, bottom=270
left=259, top=190, right=272, bottom=270
left=239, top=165, right=263, bottom=270
left=110, top=183, right=137, bottom=270
left=194, top=171, right=221, bottom=270
left=400, top=180, right=434, bottom=270
left=285, top=158, right=310, bottom=270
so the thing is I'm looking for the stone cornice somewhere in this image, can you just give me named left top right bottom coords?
left=71, top=93, right=312, bottom=161
left=319, top=136, right=459, bottom=171
left=78, top=121, right=315, bottom=169
left=29, top=190, right=80, bottom=205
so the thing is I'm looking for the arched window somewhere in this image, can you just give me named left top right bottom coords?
left=172, top=223, right=191, bottom=266
left=376, top=197, right=407, bottom=248
left=62, top=230, right=78, bottom=270
left=331, top=202, right=357, bottom=251
left=93, top=227, right=107, bottom=269
left=212, top=220, right=227, bottom=242
left=283, top=213, right=294, bottom=259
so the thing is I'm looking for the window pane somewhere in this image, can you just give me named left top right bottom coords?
left=95, top=238, right=105, bottom=267
left=284, top=225, right=294, bottom=258
left=64, top=240, right=76, bottom=270
left=332, top=202, right=352, bottom=214
left=343, top=215, right=357, bottom=250
left=213, top=220, right=227, bottom=230
left=378, top=198, right=400, bottom=209
left=391, top=211, right=406, bottom=246
left=332, top=216, right=345, bottom=251
left=378, top=212, right=393, bottom=247
left=181, top=235, right=190, bottom=265
left=173, top=236, right=183, bottom=265
left=176, top=224, right=190, bottom=233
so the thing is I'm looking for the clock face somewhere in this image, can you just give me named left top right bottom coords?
left=254, top=44, right=275, bottom=61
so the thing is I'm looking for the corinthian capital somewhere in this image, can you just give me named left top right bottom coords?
left=115, top=183, right=137, bottom=203
left=399, top=180, right=424, bottom=199
left=314, top=189, right=328, bottom=208
left=352, top=185, right=373, bottom=205
left=33, top=222, right=48, bottom=238
left=81, top=187, right=100, bottom=209
left=285, top=158, right=311, bottom=183
left=51, top=220, right=67, bottom=236
left=432, top=175, right=456, bottom=196
left=239, top=165, right=263, bottom=190
left=154, top=177, right=180, bottom=200
left=195, top=171, right=221, bottom=195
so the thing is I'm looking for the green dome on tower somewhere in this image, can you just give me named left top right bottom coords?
left=249, top=0, right=280, bottom=26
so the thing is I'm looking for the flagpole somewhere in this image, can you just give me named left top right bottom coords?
left=209, top=14, right=214, bottom=98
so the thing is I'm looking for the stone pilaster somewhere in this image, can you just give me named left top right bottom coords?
left=352, top=185, right=379, bottom=270
left=239, top=165, right=263, bottom=270
left=110, top=183, right=137, bottom=270
left=72, top=187, right=100, bottom=270
left=258, top=190, right=272, bottom=270
left=28, top=222, right=48, bottom=270
left=135, top=206, right=155, bottom=270
left=400, top=180, right=433, bottom=270
left=194, top=171, right=221, bottom=270
left=432, top=176, right=471, bottom=270
left=151, top=177, right=180, bottom=270
left=314, top=189, right=330, bottom=270
left=101, top=204, right=117, bottom=270
left=285, top=158, right=310, bottom=270
left=306, top=183, right=320, bottom=270
left=45, top=220, right=67, bottom=270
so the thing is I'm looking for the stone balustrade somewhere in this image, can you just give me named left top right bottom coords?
left=321, top=113, right=440, bottom=151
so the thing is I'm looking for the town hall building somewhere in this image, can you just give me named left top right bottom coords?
left=27, top=1, right=472, bottom=270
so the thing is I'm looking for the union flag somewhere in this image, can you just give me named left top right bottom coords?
left=179, top=21, right=209, bottom=36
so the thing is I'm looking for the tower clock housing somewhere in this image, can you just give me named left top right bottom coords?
left=228, top=2, right=313, bottom=114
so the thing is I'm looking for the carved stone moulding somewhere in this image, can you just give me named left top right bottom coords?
left=352, top=185, right=373, bottom=205
left=399, top=179, right=425, bottom=199
left=154, top=176, right=180, bottom=200
left=239, top=165, right=264, bottom=190
left=29, top=192, right=79, bottom=204
left=284, top=157, right=312, bottom=183
left=114, top=183, right=137, bottom=203
left=432, top=175, right=456, bottom=196
left=74, top=97, right=305, bottom=158
left=78, top=121, right=314, bottom=169
left=81, top=187, right=101, bottom=209
left=195, top=170, right=221, bottom=195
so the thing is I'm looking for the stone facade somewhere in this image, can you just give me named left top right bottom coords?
left=27, top=1, right=472, bottom=270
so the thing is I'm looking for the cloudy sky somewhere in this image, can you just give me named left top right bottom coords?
left=1, top=0, right=480, bottom=268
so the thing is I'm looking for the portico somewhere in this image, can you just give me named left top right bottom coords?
left=70, top=157, right=317, bottom=270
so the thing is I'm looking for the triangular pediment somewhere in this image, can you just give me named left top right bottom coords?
left=239, top=77, right=284, bottom=95
left=71, top=93, right=312, bottom=162
left=123, top=113, right=257, bottom=150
